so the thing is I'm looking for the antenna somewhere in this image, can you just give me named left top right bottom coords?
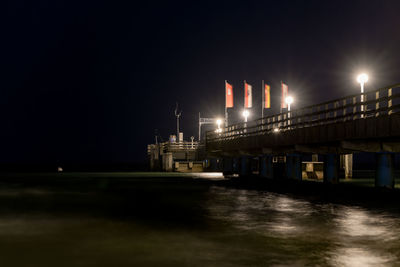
left=154, top=129, right=159, bottom=144
left=174, top=102, right=182, bottom=138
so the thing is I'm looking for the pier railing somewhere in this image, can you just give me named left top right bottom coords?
left=162, top=141, right=200, bottom=152
left=206, top=83, right=400, bottom=142
left=147, top=142, right=204, bottom=155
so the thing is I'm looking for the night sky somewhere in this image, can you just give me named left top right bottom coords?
left=3, top=0, right=400, bottom=164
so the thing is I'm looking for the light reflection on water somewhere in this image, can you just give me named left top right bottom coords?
left=206, top=186, right=400, bottom=266
left=0, top=175, right=400, bottom=266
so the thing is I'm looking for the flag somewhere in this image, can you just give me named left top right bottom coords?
left=281, top=82, right=288, bottom=109
left=264, top=84, right=271, bottom=109
left=244, top=81, right=252, bottom=108
left=225, top=81, right=233, bottom=108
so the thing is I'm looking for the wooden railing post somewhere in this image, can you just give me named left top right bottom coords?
left=296, top=109, right=301, bottom=126
left=375, top=91, right=380, bottom=117
left=277, top=115, right=280, bottom=130
left=388, top=88, right=393, bottom=115
left=343, top=99, right=347, bottom=121
left=325, top=103, right=329, bottom=121
left=353, top=96, right=357, bottom=119
left=317, top=106, right=321, bottom=122
left=364, top=92, right=367, bottom=117
left=334, top=101, right=338, bottom=119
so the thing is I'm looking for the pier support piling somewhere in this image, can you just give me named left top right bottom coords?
left=286, top=154, right=302, bottom=180
left=162, top=152, right=173, bottom=172
left=209, top=158, right=219, bottom=171
left=233, top=158, right=240, bottom=174
left=222, top=158, right=233, bottom=176
left=259, top=155, right=273, bottom=178
left=240, top=156, right=251, bottom=177
left=342, top=154, right=353, bottom=179
left=323, top=154, right=339, bottom=184
left=375, top=152, right=394, bottom=188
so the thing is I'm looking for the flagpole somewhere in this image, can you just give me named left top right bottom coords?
left=244, top=80, right=246, bottom=111
left=261, top=80, right=264, bottom=131
left=262, top=80, right=264, bottom=118
left=280, top=80, right=283, bottom=114
left=225, top=80, right=228, bottom=128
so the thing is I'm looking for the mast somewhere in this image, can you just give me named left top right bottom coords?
left=174, top=102, right=182, bottom=138
left=261, top=80, right=264, bottom=130
left=225, top=80, right=228, bottom=128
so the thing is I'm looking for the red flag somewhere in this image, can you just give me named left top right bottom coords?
left=225, top=82, right=233, bottom=108
left=264, top=84, right=271, bottom=109
left=244, top=81, right=252, bottom=108
left=281, top=82, right=288, bottom=109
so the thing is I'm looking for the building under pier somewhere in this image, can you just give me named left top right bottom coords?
left=148, top=133, right=207, bottom=172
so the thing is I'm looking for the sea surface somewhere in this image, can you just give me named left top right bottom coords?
left=0, top=172, right=400, bottom=266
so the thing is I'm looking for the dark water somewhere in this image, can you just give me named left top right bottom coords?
left=0, top=172, right=400, bottom=266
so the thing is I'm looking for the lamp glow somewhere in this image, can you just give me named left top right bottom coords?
left=242, top=110, right=250, bottom=123
left=216, top=119, right=222, bottom=128
left=285, top=96, right=294, bottom=105
left=285, top=96, right=294, bottom=111
left=215, top=118, right=222, bottom=133
left=357, top=73, right=369, bottom=86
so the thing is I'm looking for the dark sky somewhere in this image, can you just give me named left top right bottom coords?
left=3, top=0, right=400, bottom=163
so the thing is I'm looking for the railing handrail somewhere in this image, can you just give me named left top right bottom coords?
left=206, top=83, right=400, bottom=142
left=161, top=141, right=200, bottom=152
left=253, top=83, right=400, bottom=125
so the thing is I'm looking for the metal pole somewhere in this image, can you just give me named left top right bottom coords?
left=225, top=80, right=228, bottom=128
left=280, top=81, right=283, bottom=114
left=261, top=80, right=265, bottom=131
left=244, top=80, right=246, bottom=110
left=198, top=112, right=201, bottom=141
left=175, top=103, right=181, bottom=139
left=176, top=115, right=179, bottom=137
left=262, top=80, right=264, bottom=118
left=225, top=107, right=228, bottom=128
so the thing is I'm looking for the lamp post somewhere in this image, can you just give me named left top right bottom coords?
left=242, top=110, right=249, bottom=123
left=242, top=110, right=250, bottom=133
left=215, top=118, right=222, bottom=133
left=285, top=96, right=294, bottom=112
left=216, top=119, right=222, bottom=129
left=357, top=73, right=368, bottom=117
left=285, top=96, right=294, bottom=128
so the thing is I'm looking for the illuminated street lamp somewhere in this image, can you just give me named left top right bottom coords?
left=357, top=73, right=369, bottom=92
left=357, top=73, right=368, bottom=114
left=285, top=96, right=294, bottom=111
left=242, top=110, right=250, bottom=123
left=215, top=118, right=222, bottom=133
left=285, top=96, right=294, bottom=128
left=216, top=118, right=222, bottom=129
